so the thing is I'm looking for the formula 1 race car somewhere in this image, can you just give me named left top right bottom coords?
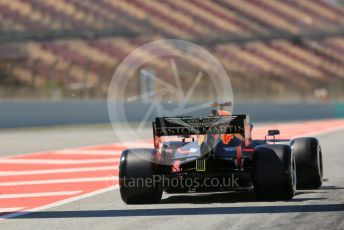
left=119, top=103, right=323, bottom=204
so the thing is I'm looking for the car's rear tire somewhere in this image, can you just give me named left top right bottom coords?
left=253, top=144, right=296, bottom=200
left=119, top=148, right=163, bottom=204
left=291, top=137, right=323, bottom=189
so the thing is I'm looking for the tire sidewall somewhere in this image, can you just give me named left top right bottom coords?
left=119, top=148, right=163, bottom=204
left=253, top=144, right=296, bottom=200
left=291, top=137, right=323, bottom=189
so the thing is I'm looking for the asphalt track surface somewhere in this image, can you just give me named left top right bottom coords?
left=0, top=120, right=344, bottom=230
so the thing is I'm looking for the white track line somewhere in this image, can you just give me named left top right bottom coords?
left=115, top=141, right=152, bottom=146
left=0, top=185, right=118, bottom=220
left=55, top=150, right=122, bottom=155
left=0, top=141, right=151, bottom=159
left=0, top=166, right=117, bottom=176
left=0, top=158, right=118, bottom=165
left=0, top=208, right=25, bottom=213
left=0, top=176, right=118, bottom=186
left=0, top=191, right=82, bottom=199
left=299, top=125, right=344, bottom=137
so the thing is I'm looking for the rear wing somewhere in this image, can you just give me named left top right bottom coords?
left=153, top=115, right=250, bottom=138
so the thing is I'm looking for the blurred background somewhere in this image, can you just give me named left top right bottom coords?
left=1, top=0, right=344, bottom=127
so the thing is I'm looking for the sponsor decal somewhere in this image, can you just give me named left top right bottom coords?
left=224, top=147, right=237, bottom=152
left=165, top=116, right=236, bottom=127
left=157, top=125, right=244, bottom=136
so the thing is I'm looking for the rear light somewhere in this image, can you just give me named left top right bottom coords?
left=154, top=136, right=159, bottom=148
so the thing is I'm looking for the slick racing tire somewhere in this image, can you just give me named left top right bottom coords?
left=119, top=148, right=163, bottom=204
left=291, top=138, right=323, bottom=189
left=253, top=144, right=296, bottom=200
